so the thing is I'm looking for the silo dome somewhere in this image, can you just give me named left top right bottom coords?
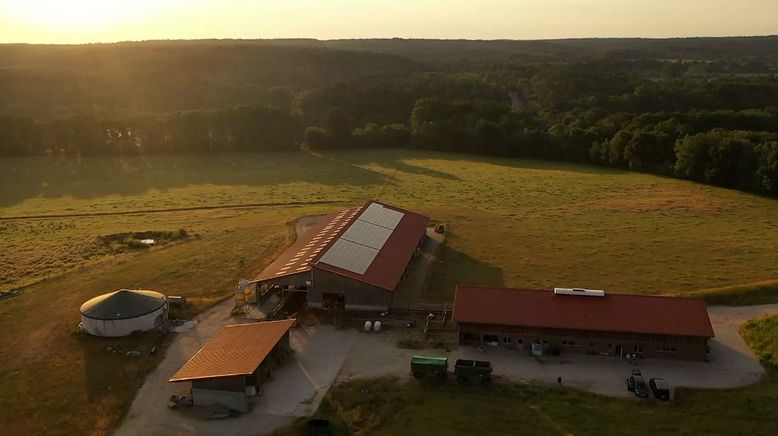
left=80, top=289, right=168, bottom=337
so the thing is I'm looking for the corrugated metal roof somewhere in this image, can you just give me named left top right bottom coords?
left=169, top=319, right=295, bottom=382
left=254, top=207, right=362, bottom=282
left=80, top=289, right=166, bottom=320
left=453, top=286, right=715, bottom=338
left=313, top=201, right=429, bottom=291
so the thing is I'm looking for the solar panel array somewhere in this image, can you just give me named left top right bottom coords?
left=318, top=203, right=406, bottom=274
left=339, top=220, right=393, bottom=250
left=359, top=203, right=405, bottom=229
left=317, top=239, right=378, bottom=275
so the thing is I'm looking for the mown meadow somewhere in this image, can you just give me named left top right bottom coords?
left=1, top=149, right=777, bottom=434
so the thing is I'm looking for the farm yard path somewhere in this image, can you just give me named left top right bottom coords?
left=116, top=214, right=348, bottom=436
left=391, top=228, right=445, bottom=309
left=116, top=302, right=778, bottom=435
left=115, top=301, right=363, bottom=436
left=340, top=303, right=778, bottom=399
left=0, top=199, right=348, bottom=221
left=114, top=210, right=778, bottom=434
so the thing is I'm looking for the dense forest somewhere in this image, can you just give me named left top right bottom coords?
left=1, top=38, right=777, bottom=196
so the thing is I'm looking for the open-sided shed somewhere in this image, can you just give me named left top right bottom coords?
left=169, top=319, right=295, bottom=412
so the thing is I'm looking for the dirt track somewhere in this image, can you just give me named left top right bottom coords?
left=0, top=199, right=350, bottom=221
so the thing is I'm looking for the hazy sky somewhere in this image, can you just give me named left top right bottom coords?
left=1, top=0, right=776, bottom=44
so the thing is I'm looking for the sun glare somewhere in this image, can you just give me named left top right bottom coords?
left=2, top=0, right=167, bottom=30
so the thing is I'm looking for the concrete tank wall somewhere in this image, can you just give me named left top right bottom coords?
left=81, top=305, right=168, bottom=337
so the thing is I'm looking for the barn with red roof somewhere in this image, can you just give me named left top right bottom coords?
left=252, top=200, right=429, bottom=311
left=453, top=285, right=714, bottom=361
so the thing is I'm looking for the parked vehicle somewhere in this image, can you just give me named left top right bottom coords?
left=649, top=378, right=670, bottom=401
left=411, top=355, right=448, bottom=381
left=626, top=374, right=649, bottom=398
left=454, top=359, right=493, bottom=383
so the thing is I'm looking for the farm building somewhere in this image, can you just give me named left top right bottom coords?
left=453, top=286, right=715, bottom=361
left=79, top=289, right=168, bottom=337
left=169, top=319, right=295, bottom=412
left=252, top=200, right=429, bottom=311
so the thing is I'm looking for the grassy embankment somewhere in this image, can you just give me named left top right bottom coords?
left=276, top=315, right=778, bottom=436
left=1, top=149, right=777, bottom=434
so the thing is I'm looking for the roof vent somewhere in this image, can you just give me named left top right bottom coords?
left=553, top=287, right=606, bottom=297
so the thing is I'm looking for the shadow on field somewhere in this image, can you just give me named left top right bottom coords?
left=333, top=148, right=627, bottom=180
left=431, top=152, right=630, bottom=176
left=333, top=149, right=461, bottom=181
left=0, top=151, right=389, bottom=207
left=422, top=244, right=504, bottom=302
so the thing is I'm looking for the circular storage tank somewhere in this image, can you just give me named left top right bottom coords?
left=80, top=289, right=168, bottom=337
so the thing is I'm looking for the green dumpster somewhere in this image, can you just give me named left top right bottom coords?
left=410, top=355, right=448, bottom=381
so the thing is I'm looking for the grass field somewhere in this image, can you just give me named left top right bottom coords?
left=1, top=149, right=778, bottom=435
left=3, top=150, right=778, bottom=296
left=276, top=319, right=778, bottom=436
left=275, top=371, right=778, bottom=436
left=0, top=206, right=334, bottom=435
left=276, top=310, right=778, bottom=436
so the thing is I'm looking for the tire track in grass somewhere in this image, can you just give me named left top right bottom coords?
left=0, top=199, right=352, bottom=221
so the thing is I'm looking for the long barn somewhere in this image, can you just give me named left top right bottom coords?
left=252, top=201, right=429, bottom=311
left=453, top=286, right=715, bottom=361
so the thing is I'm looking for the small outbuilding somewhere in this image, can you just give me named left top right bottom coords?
left=80, top=289, right=168, bottom=337
left=169, top=319, right=295, bottom=412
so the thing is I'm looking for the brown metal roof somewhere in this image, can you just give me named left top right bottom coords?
left=254, top=207, right=362, bottom=282
left=169, top=319, right=295, bottom=382
left=312, top=201, right=429, bottom=291
left=453, top=286, right=714, bottom=338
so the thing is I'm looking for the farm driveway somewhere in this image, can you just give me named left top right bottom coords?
left=340, top=303, right=778, bottom=399
left=117, top=304, right=778, bottom=435
left=116, top=305, right=361, bottom=436
left=391, top=228, right=445, bottom=309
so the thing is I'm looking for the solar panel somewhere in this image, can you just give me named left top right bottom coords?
left=358, top=203, right=405, bottom=229
left=339, top=220, right=393, bottom=249
left=318, top=239, right=378, bottom=274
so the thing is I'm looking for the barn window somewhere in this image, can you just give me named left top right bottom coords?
left=483, top=334, right=498, bottom=344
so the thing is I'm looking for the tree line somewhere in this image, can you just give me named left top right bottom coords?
left=0, top=105, right=302, bottom=156
left=1, top=40, right=778, bottom=196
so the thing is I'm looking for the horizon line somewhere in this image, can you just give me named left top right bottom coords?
left=2, top=34, right=777, bottom=47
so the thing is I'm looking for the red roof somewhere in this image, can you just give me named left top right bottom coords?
left=312, top=201, right=429, bottom=291
left=254, top=206, right=362, bottom=282
left=170, top=319, right=295, bottom=382
left=453, top=286, right=714, bottom=338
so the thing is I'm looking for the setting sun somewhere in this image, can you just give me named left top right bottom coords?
left=2, top=0, right=175, bottom=29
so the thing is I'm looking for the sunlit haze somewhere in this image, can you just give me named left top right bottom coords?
left=1, top=0, right=777, bottom=44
